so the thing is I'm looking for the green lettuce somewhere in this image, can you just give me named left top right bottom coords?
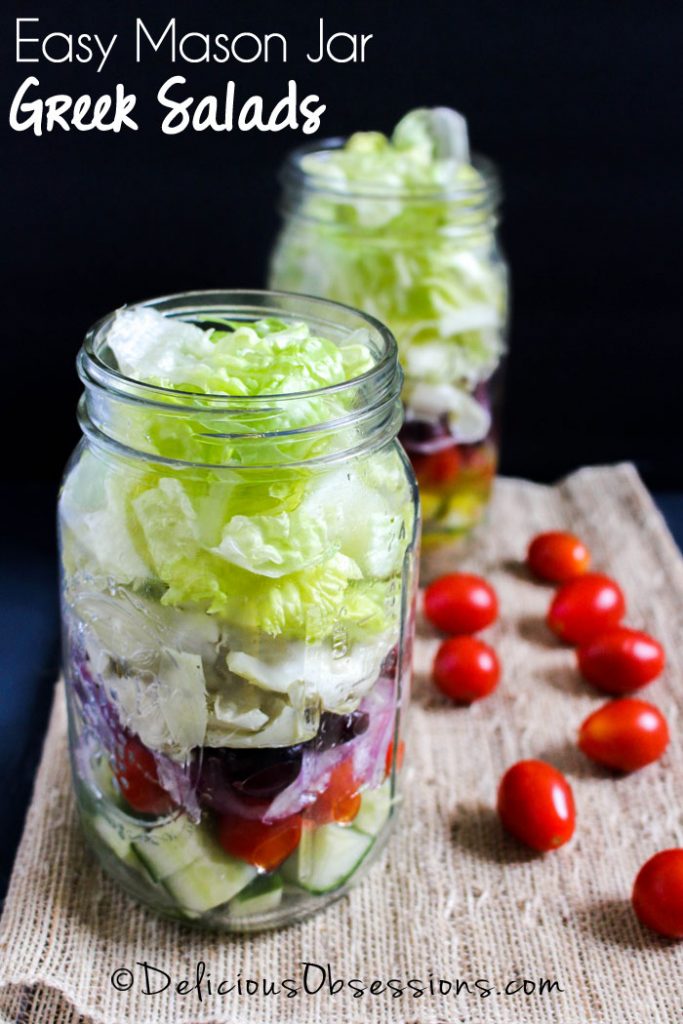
left=62, top=310, right=414, bottom=645
left=105, top=310, right=374, bottom=467
left=269, top=107, right=507, bottom=420
left=126, top=467, right=407, bottom=639
left=108, top=309, right=373, bottom=401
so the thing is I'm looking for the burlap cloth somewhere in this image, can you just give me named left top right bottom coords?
left=2, top=464, right=682, bottom=1024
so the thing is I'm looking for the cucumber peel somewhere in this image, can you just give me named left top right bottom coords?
left=282, top=823, right=372, bottom=895
left=230, top=873, right=284, bottom=918
left=164, top=837, right=257, bottom=915
left=353, top=781, right=393, bottom=837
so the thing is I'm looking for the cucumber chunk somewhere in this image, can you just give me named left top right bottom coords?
left=90, top=812, right=144, bottom=872
left=133, top=815, right=212, bottom=883
left=282, top=824, right=372, bottom=894
left=230, top=873, right=283, bottom=918
left=91, top=756, right=123, bottom=806
left=353, top=781, right=392, bottom=837
left=164, top=838, right=257, bottom=915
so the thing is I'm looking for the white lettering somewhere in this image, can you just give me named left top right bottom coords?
left=16, top=18, right=39, bottom=63
left=157, top=75, right=192, bottom=134
left=307, top=18, right=373, bottom=63
left=136, top=18, right=176, bottom=60
left=8, top=78, right=138, bottom=135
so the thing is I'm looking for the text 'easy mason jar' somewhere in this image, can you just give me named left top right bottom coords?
left=268, top=108, right=509, bottom=548
left=59, top=290, right=419, bottom=931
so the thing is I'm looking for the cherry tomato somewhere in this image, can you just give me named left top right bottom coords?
left=433, top=636, right=500, bottom=703
left=527, top=531, right=591, bottom=582
left=309, top=760, right=361, bottom=825
left=424, top=573, right=498, bottom=634
left=497, top=760, right=576, bottom=852
left=577, top=627, right=665, bottom=694
left=578, top=698, right=669, bottom=771
left=384, top=738, right=406, bottom=778
left=218, top=812, right=302, bottom=871
left=412, top=446, right=461, bottom=488
left=632, top=850, right=683, bottom=938
left=114, top=737, right=175, bottom=816
left=547, top=573, right=626, bottom=645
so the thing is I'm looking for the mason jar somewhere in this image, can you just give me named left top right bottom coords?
left=59, top=290, right=419, bottom=931
left=268, top=136, right=508, bottom=548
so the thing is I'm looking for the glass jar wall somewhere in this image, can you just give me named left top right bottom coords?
left=59, top=290, right=419, bottom=930
left=268, top=110, right=509, bottom=546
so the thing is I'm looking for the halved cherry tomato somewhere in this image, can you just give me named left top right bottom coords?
left=578, top=698, right=669, bottom=772
left=412, top=446, right=461, bottom=488
left=527, top=531, right=591, bottom=582
left=497, top=760, right=576, bottom=852
left=632, top=850, right=683, bottom=938
left=424, top=573, right=498, bottom=634
left=114, top=737, right=175, bottom=816
left=218, top=812, right=302, bottom=871
left=577, top=627, right=665, bottom=694
left=547, top=573, right=626, bottom=645
left=384, top=738, right=406, bottom=778
left=433, top=636, right=500, bottom=703
left=310, top=760, right=361, bottom=825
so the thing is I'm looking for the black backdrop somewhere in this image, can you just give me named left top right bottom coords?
left=3, top=0, right=682, bottom=489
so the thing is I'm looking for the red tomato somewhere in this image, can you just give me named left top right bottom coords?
left=577, top=627, right=665, bottom=694
left=578, top=699, right=669, bottom=771
left=497, top=760, right=576, bottom=852
left=114, top=737, right=175, bottom=816
left=384, top=738, right=406, bottom=778
left=424, top=573, right=499, bottom=634
left=547, top=573, right=626, bottom=645
left=527, top=531, right=591, bottom=582
left=218, top=812, right=302, bottom=871
left=433, top=636, right=500, bottom=703
left=310, top=760, right=361, bottom=825
left=632, top=850, right=683, bottom=938
left=412, top=446, right=461, bottom=487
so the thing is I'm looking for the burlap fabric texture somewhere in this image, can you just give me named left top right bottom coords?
left=1, top=464, right=682, bottom=1024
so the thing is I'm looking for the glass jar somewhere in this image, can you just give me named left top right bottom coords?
left=59, top=290, right=419, bottom=931
left=268, top=139, right=508, bottom=548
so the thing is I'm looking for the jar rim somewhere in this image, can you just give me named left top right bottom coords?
left=77, top=289, right=404, bottom=470
left=280, top=137, right=502, bottom=207
left=80, top=288, right=400, bottom=409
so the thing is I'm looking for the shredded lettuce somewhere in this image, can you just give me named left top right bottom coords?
left=269, top=107, right=507, bottom=428
left=108, top=308, right=373, bottom=399
left=62, top=306, right=414, bottom=699
left=105, top=309, right=374, bottom=467
left=62, top=445, right=412, bottom=644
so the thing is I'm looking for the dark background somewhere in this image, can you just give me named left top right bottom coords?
left=1, top=1, right=682, bottom=893
left=3, top=0, right=683, bottom=488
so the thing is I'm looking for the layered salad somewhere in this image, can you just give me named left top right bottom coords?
left=60, top=304, right=417, bottom=928
left=269, top=107, right=508, bottom=542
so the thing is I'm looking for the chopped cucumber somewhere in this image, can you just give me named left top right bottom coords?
left=164, top=838, right=257, bottom=915
left=132, top=815, right=212, bottom=883
left=90, top=812, right=144, bottom=872
left=282, top=823, right=372, bottom=894
left=230, top=873, right=283, bottom=918
left=353, top=781, right=393, bottom=837
left=91, top=756, right=122, bottom=805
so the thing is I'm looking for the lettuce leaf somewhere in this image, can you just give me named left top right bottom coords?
left=105, top=310, right=374, bottom=468
left=210, top=508, right=334, bottom=578
left=107, top=309, right=373, bottom=400
left=63, top=309, right=414, bottom=648
left=269, top=107, right=506, bottom=397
